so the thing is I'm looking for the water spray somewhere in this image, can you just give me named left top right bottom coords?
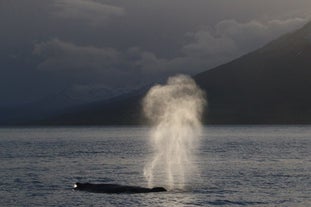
left=143, top=74, right=206, bottom=190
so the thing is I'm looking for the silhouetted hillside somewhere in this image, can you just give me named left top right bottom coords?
left=195, top=21, right=311, bottom=124
left=37, top=90, right=147, bottom=125
left=27, top=21, right=311, bottom=125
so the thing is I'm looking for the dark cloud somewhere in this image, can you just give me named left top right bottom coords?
left=53, top=0, right=125, bottom=25
left=182, top=17, right=309, bottom=63
left=32, top=16, right=309, bottom=90
left=1, top=0, right=311, bottom=105
left=33, top=39, right=120, bottom=72
left=138, top=17, right=310, bottom=78
left=33, top=39, right=140, bottom=87
left=32, top=39, right=190, bottom=88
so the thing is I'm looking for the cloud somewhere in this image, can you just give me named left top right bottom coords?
left=33, top=39, right=184, bottom=88
left=33, top=17, right=309, bottom=89
left=139, top=17, right=310, bottom=79
left=53, top=0, right=125, bottom=25
left=183, top=30, right=238, bottom=59
left=33, top=39, right=120, bottom=71
left=137, top=52, right=202, bottom=76
left=183, top=17, right=308, bottom=62
left=33, top=39, right=136, bottom=87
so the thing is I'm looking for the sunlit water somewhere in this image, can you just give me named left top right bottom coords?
left=0, top=126, right=310, bottom=206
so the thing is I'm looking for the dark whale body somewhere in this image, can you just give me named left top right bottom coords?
left=74, top=182, right=167, bottom=194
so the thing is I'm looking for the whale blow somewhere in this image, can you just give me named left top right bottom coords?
left=143, top=75, right=206, bottom=190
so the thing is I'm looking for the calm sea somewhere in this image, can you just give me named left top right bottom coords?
left=0, top=126, right=310, bottom=206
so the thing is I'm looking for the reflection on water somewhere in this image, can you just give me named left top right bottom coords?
left=0, top=126, right=310, bottom=206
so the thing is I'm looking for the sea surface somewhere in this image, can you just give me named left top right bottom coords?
left=0, top=126, right=310, bottom=206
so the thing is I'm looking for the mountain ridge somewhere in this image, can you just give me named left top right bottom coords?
left=2, top=20, right=311, bottom=125
left=194, top=20, right=311, bottom=124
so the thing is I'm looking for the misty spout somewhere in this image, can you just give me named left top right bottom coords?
left=143, top=74, right=206, bottom=190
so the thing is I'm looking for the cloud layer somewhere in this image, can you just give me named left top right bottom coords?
left=53, top=0, right=125, bottom=25
left=33, top=17, right=309, bottom=91
left=1, top=0, right=311, bottom=104
left=33, top=39, right=139, bottom=87
left=183, top=17, right=308, bottom=62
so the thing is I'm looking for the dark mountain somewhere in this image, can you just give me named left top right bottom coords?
left=4, top=21, right=311, bottom=125
left=0, top=86, right=139, bottom=125
left=195, top=21, right=311, bottom=124
left=39, top=90, right=146, bottom=125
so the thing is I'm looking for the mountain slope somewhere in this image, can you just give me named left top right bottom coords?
left=18, top=21, right=311, bottom=125
left=0, top=86, right=137, bottom=125
left=194, top=21, right=311, bottom=123
left=37, top=88, right=148, bottom=125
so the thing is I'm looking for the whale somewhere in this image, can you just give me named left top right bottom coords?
left=73, top=182, right=167, bottom=194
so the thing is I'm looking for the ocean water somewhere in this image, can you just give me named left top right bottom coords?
left=0, top=126, right=310, bottom=207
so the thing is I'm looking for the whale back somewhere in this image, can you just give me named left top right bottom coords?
left=151, top=187, right=167, bottom=192
left=74, top=182, right=167, bottom=194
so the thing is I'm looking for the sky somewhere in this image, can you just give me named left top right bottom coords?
left=1, top=0, right=311, bottom=105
